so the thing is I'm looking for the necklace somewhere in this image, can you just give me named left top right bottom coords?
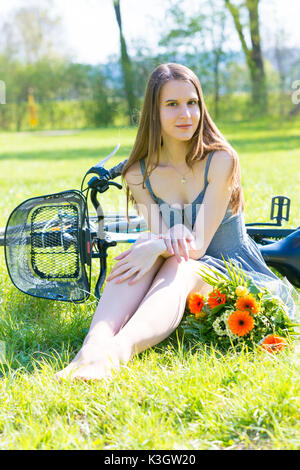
left=169, top=164, right=191, bottom=184
left=161, top=147, right=192, bottom=183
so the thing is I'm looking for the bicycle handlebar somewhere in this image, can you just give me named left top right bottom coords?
left=108, top=160, right=128, bottom=180
left=85, top=159, right=128, bottom=183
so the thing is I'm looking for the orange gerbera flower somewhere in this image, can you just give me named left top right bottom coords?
left=207, top=289, right=226, bottom=309
left=236, top=294, right=260, bottom=314
left=260, top=335, right=288, bottom=353
left=228, top=310, right=255, bottom=337
left=188, top=293, right=205, bottom=318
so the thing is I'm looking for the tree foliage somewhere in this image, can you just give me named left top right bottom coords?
left=0, top=0, right=299, bottom=130
left=225, top=0, right=267, bottom=115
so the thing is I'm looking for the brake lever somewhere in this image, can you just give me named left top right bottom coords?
left=88, top=176, right=122, bottom=193
left=108, top=181, right=122, bottom=190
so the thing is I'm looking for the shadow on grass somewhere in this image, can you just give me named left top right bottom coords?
left=0, top=134, right=299, bottom=162
left=229, top=134, right=300, bottom=153
left=0, top=145, right=132, bottom=161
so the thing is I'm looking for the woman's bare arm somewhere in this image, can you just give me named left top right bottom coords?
left=124, top=161, right=169, bottom=236
left=189, top=150, right=235, bottom=260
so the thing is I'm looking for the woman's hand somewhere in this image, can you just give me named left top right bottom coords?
left=106, top=237, right=161, bottom=285
left=158, top=224, right=196, bottom=263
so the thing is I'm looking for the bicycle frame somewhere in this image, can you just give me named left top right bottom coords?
left=1, top=145, right=300, bottom=302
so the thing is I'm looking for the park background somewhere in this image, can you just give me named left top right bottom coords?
left=1, top=0, right=300, bottom=130
left=0, top=0, right=299, bottom=450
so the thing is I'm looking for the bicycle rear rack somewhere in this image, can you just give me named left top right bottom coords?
left=246, top=196, right=290, bottom=227
left=246, top=196, right=296, bottom=243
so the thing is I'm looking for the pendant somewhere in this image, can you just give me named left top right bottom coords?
left=181, top=177, right=186, bottom=184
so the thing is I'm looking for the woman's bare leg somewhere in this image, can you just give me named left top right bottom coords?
left=58, top=256, right=213, bottom=381
left=113, top=257, right=213, bottom=359
left=82, top=255, right=165, bottom=344
left=55, top=244, right=165, bottom=380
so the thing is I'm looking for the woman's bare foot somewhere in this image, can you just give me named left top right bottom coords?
left=55, top=338, right=131, bottom=382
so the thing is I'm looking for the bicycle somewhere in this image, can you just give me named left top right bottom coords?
left=1, top=144, right=299, bottom=303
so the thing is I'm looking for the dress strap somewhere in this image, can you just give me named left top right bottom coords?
left=139, top=157, right=158, bottom=202
left=190, top=150, right=215, bottom=206
left=203, top=151, right=215, bottom=187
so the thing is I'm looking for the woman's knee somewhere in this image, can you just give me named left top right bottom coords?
left=161, top=257, right=211, bottom=295
left=187, top=261, right=214, bottom=297
left=157, top=256, right=197, bottom=288
left=162, top=255, right=200, bottom=275
left=159, top=255, right=186, bottom=275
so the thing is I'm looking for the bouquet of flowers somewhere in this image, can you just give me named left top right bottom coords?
left=181, top=257, right=299, bottom=353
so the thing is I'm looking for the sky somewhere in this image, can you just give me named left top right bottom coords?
left=1, top=0, right=299, bottom=64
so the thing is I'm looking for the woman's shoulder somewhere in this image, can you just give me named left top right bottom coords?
left=207, top=149, right=235, bottom=183
left=210, top=149, right=234, bottom=162
left=124, top=155, right=158, bottom=185
left=124, top=160, right=143, bottom=185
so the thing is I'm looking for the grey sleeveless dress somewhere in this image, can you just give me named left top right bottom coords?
left=140, top=152, right=297, bottom=318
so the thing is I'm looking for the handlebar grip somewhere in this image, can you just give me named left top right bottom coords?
left=108, top=159, right=128, bottom=180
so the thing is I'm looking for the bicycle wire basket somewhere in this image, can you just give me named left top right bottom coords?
left=4, top=190, right=91, bottom=303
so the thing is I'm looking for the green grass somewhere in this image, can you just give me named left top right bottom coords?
left=0, top=118, right=300, bottom=450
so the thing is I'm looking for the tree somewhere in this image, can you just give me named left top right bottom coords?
left=82, top=65, right=116, bottom=127
left=158, top=0, right=228, bottom=119
left=225, top=0, right=267, bottom=115
left=112, top=0, right=138, bottom=124
left=0, top=3, right=70, bottom=130
left=0, top=4, right=66, bottom=63
left=205, top=2, right=227, bottom=119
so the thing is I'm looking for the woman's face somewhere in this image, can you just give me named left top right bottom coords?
left=159, top=80, right=200, bottom=143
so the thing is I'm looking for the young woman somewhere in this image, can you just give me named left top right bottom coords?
left=56, top=63, right=295, bottom=382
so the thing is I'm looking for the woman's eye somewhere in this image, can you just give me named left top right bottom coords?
left=166, top=100, right=198, bottom=107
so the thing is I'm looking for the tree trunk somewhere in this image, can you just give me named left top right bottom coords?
left=209, top=6, right=226, bottom=122
left=213, top=50, right=221, bottom=120
left=225, top=0, right=267, bottom=115
left=113, top=0, right=137, bottom=124
left=15, top=101, right=25, bottom=131
left=274, top=46, right=286, bottom=116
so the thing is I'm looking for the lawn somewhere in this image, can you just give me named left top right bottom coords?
left=0, top=119, right=299, bottom=450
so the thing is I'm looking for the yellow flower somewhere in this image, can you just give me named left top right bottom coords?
left=195, top=310, right=207, bottom=320
left=235, top=286, right=248, bottom=297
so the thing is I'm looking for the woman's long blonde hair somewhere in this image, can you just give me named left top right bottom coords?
left=121, top=63, right=244, bottom=218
